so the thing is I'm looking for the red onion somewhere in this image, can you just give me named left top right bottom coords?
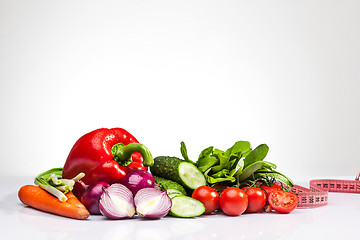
left=99, top=183, right=135, bottom=219
left=81, top=181, right=110, bottom=215
left=134, top=188, right=172, bottom=218
left=121, top=170, right=156, bottom=195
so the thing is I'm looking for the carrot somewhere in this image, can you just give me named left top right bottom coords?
left=18, top=185, right=90, bottom=220
left=65, top=191, right=87, bottom=209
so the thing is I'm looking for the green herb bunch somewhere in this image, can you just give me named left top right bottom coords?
left=181, top=141, right=293, bottom=188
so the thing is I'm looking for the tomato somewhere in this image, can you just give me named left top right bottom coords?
left=219, top=187, right=248, bottom=216
left=268, top=190, right=298, bottom=214
left=260, top=184, right=282, bottom=199
left=212, top=184, right=227, bottom=195
left=192, top=186, right=219, bottom=214
left=242, top=187, right=267, bottom=213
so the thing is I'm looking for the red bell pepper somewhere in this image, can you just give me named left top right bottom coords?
left=62, top=128, right=154, bottom=188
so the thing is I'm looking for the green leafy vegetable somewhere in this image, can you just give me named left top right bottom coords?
left=254, top=170, right=294, bottom=187
left=190, top=140, right=293, bottom=187
left=229, top=158, right=245, bottom=177
left=203, top=168, right=236, bottom=184
left=196, top=146, right=217, bottom=172
left=211, top=149, right=229, bottom=173
left=226, top=141, right=252, bottom=159
left=243, top=144, right=269, bottom=168
left=180, top=141, right=195, bottom=164
left=197, top=156, right=218, bottom=172
left=237, top=161, right=275, bottom=181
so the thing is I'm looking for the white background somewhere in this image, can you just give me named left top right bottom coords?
left=1, top=0, right=359, bottom=181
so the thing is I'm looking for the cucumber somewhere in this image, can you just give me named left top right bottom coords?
left=151, top=156, right=206, bottom=190
left=168, top=192, right=183, bottom=199
left=169, top=196, right=205, bottom=218
left=154, top=176, right=187, bottom=195
left=166, top=189, right=184, bottom=196
left=154, top=175, right=205, bottom=217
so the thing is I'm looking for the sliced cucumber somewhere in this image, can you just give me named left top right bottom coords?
left=178, top=162, right=206, bottom=189
left=151, top=156, right=206, bottom=190
left=168, top=192, right=183, bottom=199
left=170, top=196, right=205, bottom=218
left=154, top=176, right=187, bottom=195
left=166, top=189, right=184, bottom=195
left=167, top=189, right=185, bottom=199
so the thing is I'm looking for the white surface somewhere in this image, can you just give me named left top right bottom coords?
left=1, top=1, right=360, bottom=180
left=2, top=176, right=359, bottom=240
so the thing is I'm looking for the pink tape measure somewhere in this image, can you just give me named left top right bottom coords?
left=289, top=172, right=360, bottom=208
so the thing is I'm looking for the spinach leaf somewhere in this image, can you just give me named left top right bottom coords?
left=190, top=140, right=293, bottom=188
left=197, top=146, right=213, bottom=163
left=229, top=158, right=245, bottom=177
left=196, top=146, right=217, bottom=172
left=197, top=156, right=218, bottom=172
left=211, top=169, right=230, bottom=178
left=243, top=144, right=269, bottom=168
left=225, top=141, right=252, bottom=159
left=204, top=168, right=236, bottom=184
left=261, top=161, right=277, bottom=170
left=237, top=161, right=276, bottom=181
left=180, top=141, right=195, bottom=164
left=237, top=161, right=264, bottom=181
left=211, top=149, right=229, bottom=173
left=255, top=171, right=294, bottom=187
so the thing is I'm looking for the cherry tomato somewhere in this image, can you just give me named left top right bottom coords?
left=242, top=187, right=267, bottom=213
left=212, top=184, right=227, bottom=195
left=260, top=184, right=282, bottom=199
left=219, top=187, right=248, bottom=216
left=192, top=186, right=219, bottom=214
left=268, top=190, right=298, bottom=214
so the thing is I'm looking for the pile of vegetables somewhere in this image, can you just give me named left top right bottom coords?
left=149, top=141, right=298, bottom=216
left=18, top=127, right=299, bottom=220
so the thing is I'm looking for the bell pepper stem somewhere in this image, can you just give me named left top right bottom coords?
left=112, top=143, right=154, bottom=167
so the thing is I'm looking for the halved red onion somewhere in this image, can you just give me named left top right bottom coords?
left=134, top=188, right=172, bottom=218
left=120, top=170, right=156, bottom=195
left=99, top=183, right=135, bottom=219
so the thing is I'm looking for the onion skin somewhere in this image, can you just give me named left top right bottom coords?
left=99, top=183, right=135, bottom=219
left=121, top=170, right=156, bottom=195
left=81, top=181, right=110, bottom=215
left=134, top=188, right=172, bottom=219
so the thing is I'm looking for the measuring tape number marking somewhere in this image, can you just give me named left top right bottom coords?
left=289, top=172, right=360, bottom=208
